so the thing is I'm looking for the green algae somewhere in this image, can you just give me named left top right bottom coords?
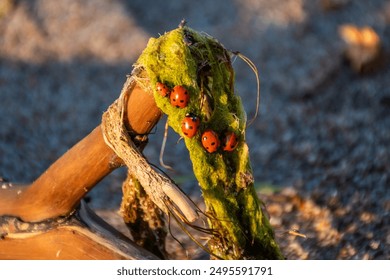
left=135, top=25, right=283, bottom=259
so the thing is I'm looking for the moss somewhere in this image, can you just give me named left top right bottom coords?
left=135, top=26, right=283, bottom=259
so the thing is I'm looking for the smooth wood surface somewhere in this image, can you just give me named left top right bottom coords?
left=126, top=84, right=162, bottom=136
left=0, top=126, right=118, bottom=222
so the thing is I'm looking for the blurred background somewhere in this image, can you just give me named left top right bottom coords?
left=0, top=0, right=389, bottom=259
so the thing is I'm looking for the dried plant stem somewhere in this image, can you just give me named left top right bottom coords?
left=101, top=71, right=198, bottom=223
left=120, top=172, right=168, bottom=259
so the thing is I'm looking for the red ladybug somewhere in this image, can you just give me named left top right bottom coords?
left=156, top=82, right=170, bottom=97
left=201, top=129, right=220, bottom=153
left=181, top=114, right=200, bottom=138
left=222, top=132, right=238, bottom=152
left=170, top=85, right=189, bottom=108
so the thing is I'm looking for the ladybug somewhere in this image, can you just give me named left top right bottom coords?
left=156, top=82, right=170, bottom=97
left=201, top=129, right=220, bottom=153
left=222, top=131, right=238, bottom=152
left=170, top=85, right=189, bottom=108
left=181, top=114, right=200, bottom=138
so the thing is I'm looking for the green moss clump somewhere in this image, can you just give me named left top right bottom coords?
left=135, top=25, right=283, bottom=260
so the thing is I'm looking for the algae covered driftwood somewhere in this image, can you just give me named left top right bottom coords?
left=133, top=24, right=284, bottom=259
left=0, top=23, right=283, bottom=260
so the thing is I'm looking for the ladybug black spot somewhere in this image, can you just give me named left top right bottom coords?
left=211, top=142, right=216, bottom=146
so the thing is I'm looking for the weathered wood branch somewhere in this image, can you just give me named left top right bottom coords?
left=0, top=201, right=158, bottom=260
left=0, top=126, right=119, bottom=222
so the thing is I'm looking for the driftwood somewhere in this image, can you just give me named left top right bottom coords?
left=0, top=72, right=193, bottom=259
left=1, top=25, right=285, bottom=260
left=0, top=201, right=157, bottom=260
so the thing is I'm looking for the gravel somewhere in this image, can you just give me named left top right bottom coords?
left=1, top=0, right=389, bottom=259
